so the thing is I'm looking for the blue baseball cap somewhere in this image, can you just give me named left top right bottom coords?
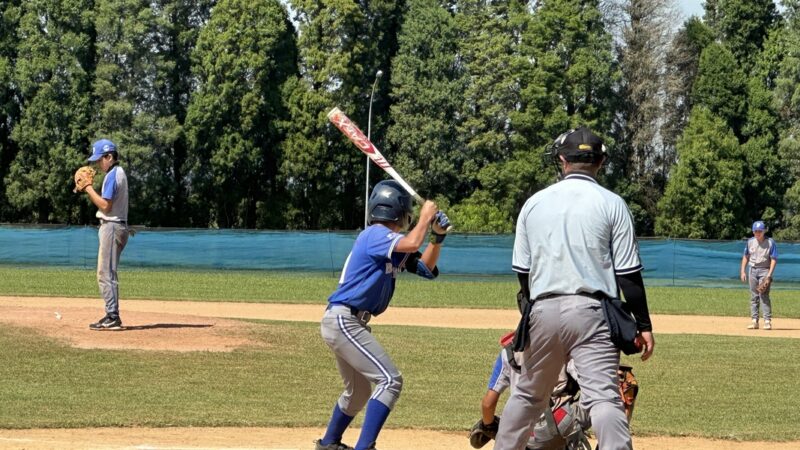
left=88, top=139, right=117, bottom=162
left=752, top=221, right=767, bottom=232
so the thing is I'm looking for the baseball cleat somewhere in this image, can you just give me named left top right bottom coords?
left=89, top=315, right=123, bottom=331
left=314, top=439, right=354, bottom=450
left=747, top=320, right=759, bottom=330
left=764, top=320, right=772, bottom=330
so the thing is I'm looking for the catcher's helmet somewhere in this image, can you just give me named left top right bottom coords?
left=545, top=127, right=607, bottom=178
left=552, top=126, right=606, bottom=162
left=368, top=180, right=413, bottom=230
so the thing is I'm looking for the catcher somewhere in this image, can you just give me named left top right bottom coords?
left=740, top=221, right=778, bottom=330
left=470, top=331, right=638, bottom=450
left=75, top=139, right=130, bottom=331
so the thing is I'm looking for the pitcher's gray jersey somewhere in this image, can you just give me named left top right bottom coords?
left=512, top=173, right=642, bottom=300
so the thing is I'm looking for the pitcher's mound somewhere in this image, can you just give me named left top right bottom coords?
left=0, top=304, right=263, bottom=352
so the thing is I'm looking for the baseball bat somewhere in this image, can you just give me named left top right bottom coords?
left=327, top=107, right=424, bottom=205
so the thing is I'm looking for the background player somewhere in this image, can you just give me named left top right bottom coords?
left=740, top=220, right=778, bottom=330
left=80, top=139, right=129, bottom=330
left=315, top=180, right=451, bottom=450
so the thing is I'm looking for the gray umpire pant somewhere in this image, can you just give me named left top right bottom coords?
left=494, top=295, right=632, bottom=450
left=748, top=266, right=772, bottom=321
left=97, top=221, right=129, bottom=317
left=320, top=304, right=404, bottom=415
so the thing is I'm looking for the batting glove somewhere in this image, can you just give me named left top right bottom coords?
left=430, top=211, right=451, bottom=244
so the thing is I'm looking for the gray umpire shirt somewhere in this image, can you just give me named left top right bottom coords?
left=512, top=173, right=642, bottom=299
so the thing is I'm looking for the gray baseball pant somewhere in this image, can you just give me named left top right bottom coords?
left=320, top=304, right=403, bottom=415
left=494, top=295, right=632, bottom=450
left=748, top=266, right=772, bottom=321
left=97, top=222, right=128, bottom=317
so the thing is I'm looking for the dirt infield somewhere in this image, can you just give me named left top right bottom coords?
left=0, top=303, right=264, bottom=352
left=0, top=427, right=799, bottom=450
left=1, top=295, right=798, bottom=449
left=2, top=296, right=799, bottom=347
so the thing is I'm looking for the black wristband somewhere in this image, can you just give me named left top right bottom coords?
left=430, top=231, right=446, bottom=244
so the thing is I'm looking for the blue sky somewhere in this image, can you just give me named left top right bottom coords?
left=677, top=0, right=704, bottom=19
left=677, top=0, right=784, bottom=20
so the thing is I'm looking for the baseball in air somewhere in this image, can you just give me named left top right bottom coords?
left=55, top=312, right=62, bottom=320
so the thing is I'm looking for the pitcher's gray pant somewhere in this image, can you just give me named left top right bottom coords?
left=320, top=305, right=403, bottom=415
left=748, top=266, right=772, bottom=322
left=494, top=295, right=631, bottom=450
left=97, top=222, right=128, bottom=317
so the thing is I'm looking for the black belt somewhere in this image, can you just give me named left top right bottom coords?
left=100, top=219, right=126, bottom=225
left=534, top=291, right=608, bottom=301
left=327, top=303, right=372, bottom=323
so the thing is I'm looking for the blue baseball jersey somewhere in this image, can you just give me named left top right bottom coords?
left=328, top=224, right=410, bottom=316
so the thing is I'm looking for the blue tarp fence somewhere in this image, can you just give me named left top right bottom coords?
left=1, top=225, right=797, bottom=286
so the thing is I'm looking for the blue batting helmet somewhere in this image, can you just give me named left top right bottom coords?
left=368, top=180, right=413, bottom=230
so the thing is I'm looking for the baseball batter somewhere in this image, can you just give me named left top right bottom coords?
left=740, top=220, right=778, bottom=330
left=315, top=180, right=450, bottom=450
left=494, top=127, right=654, bottom=450
left=80, top=139, right=129, bottom=330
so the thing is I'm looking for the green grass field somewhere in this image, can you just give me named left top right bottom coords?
left=1, top=265, right=800, bottom=318
left=1, top=265, right=799, bottom=441
left=0, top=320, right=798, bottom=440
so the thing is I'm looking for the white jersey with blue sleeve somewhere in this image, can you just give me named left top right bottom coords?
left=95, top=165, right=128, bottom=222
left=487, top=351, right=511, bottom=394
left=744, top=237, right=777, bottom=269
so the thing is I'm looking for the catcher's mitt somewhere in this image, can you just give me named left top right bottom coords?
left=618, top=365, right=639, bottom=422
left=469, top=416, right=499, bottom=449
left=757, top=276, right=772, bottom=294
left=73, top=166, right=96, bottom=193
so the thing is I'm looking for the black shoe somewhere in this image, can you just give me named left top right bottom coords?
left=89, top=315, right=123, bottom=330
left=314, top=439, right=354, bottom=450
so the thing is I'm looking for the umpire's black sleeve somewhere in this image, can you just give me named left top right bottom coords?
left=617, top=271, right=653, bottom=332
left=517, top=272, right=530, bottom=301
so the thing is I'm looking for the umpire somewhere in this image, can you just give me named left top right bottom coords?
left=493, top=127, right=655, bottom=450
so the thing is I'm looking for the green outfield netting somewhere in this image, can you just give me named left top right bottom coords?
left=0, top=225, right=795, bottom=288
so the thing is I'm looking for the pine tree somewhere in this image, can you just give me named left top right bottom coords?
left=774, top=1, right=800, bottom=238
left=281, top=0, right=404, bottom=229
left=661, top=17, right=714, bottom=178
left=386, top=0, right=465, bottom=204
left=7, top=0, right=95, bottom=223
left=442, top=0, right=541, bottom=232
left=184, top=0, right=296, bottom=228
left=455, top=0, right=521, bottom=175
left=612, top=0, right=676, bottom=234
left=703, top=0, right=778, bottom=72
left=0, top=0, right=21, bottom=221
left=479, top=0, right=619, bottom=232
left=655, top=107, right=745, bottom=239
left=740, top=27, right=789, bottom=229
left=691, top=42, right=748, bottom=140
left=517, top=0, right=619, bottom=144
left=93, top=0, right=213, bottom=227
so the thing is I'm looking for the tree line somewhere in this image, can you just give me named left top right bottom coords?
left=0, top=0, right=798, bottom=239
